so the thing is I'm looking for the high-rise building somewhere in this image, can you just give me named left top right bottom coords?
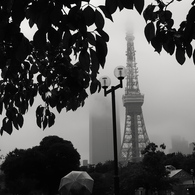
left=120, top=32, right=150, bottom=163
left=89, top=93, right=121, bottom=165
left=169, top=135, right=191, bottom=155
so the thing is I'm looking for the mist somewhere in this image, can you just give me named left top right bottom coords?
left=0, top=1, right=195, bottom=163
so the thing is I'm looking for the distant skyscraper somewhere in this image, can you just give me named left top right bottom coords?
left=120, top=31, right=150, bottom=163
left=89, top=93, right=121, bottom=165
left=169, top=135, right=191, bottom=154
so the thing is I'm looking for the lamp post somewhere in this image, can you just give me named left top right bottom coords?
left=99, top=66, right=127, bottom=195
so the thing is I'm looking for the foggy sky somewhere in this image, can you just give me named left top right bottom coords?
left=0, top=1, right=195, bottom=163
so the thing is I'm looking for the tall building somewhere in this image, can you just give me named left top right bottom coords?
left=169, top=135, right=192, bottom=155
left=120, top=32, right=150, bottom=163
left=89, top=93, right=121, bottom=165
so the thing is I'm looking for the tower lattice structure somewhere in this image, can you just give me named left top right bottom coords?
left=120, top=32, right=150, bottom=163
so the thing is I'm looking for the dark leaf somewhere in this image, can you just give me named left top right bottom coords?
left=29, top=18, right=35, bottom=28
left=17, top=114, right=24, bottom=128
left=176, top=46, right=185, bottom=65
left=163, top=40, right=175, bottom=55
left=120, top=0, right=134, bottom=9
left=164, top=10, right=172, bottom=21
left=166, top=19, right=174, bottom=29
left=70, top=99, right=79, bottom=111
left=0, top=23, right=6, bottom=42
left=37, top=74, right=43, bottom=84
left=48, top=112, right=55, bottom=127
left=79, top=50, right=90, bottom=71
left=143, top=4, right=156, bottom=22
left=117, top=0, right=124, bottom=11
left=30, top=96, right=34, bottom=106
left=144, top=22, right=155, bottom=43
left=20, top=101, right=27, bottom=115
left=37, top=116, right=42, bottom=128
left=90, top=79, right=101, bottom=94
left=67, top=6, right=80, bottom=30
left=36, top=12, right=50, bottom=30
left=78, top=20, right=87, bottom=37
left=1, top=118, right=8, bottom=135
left=16, top=35, right=31, bottom=62
left=6, top=109, right=13, bottom=120
left=48, top=27, right=61, bottom=47
left=96, top=35, right=108, bottom=68
left=151, top=36, right=162, bottom=53
left=134, top=0, right=144, bottom=14
left=105, top=0, right=118, bottom=14
left=13, top=118, right=19, bottom=130
left=83, top=6, right=95, bottom=26
left=23, top=60, right=30, bottom=70
left=0, top=102, right=2, bottom=115
left=4, top=119, right=13, bottom=135
left=31, top=64, right=38, bottom=74
left=12, top=0, right=25, bottom=25
left=43, top=117, right=47, bottom=130
left=87, top=32, right=96, bottom=46
left=57, top=103, right=62, bottom=113
left=187, top=6, right=195, bottom=22
left=50, top=4, right=63, bottom=25
left=48, top=96, right=57, bottom=108
left=95, top=10, right=105, bottom=29
left=96, top=28, right=109, bottom=42
left=45, top=109, right=50, bottom=117
left=186, top=43, right=193, bottom=58
left=36, top=105, right=44, bottom=118
left=33, top=29, right=47, bottom=51
left=63, top=30, right=71, bottom=49
left=98, top=5, right=113, bottom=22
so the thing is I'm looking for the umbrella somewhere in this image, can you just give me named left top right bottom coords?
left=59, top=171, right=94, bottom=195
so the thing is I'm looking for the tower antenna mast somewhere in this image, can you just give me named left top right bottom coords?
left=120, top=31, right=150, bottom=163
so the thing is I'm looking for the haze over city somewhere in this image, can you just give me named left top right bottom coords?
left=0, top=0, right=195, bottom=163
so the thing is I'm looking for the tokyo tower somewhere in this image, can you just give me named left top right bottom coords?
left=120, top=32, right=150, bottom=163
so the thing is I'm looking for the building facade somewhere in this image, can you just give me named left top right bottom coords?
left=89, top=93, right=121, bottom=165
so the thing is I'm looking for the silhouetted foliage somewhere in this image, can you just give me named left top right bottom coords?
left=0, top=0, right=144, bottom=134
left=0, top=0, right=194, bottom=134
left=120, top=162, right=145, bottom=195
left=144, top=0, right=195, bottom=65
left=119, top=143, right=178, bottom=195
left=82, top=161, right=115, bottom=195
left=164, top=152, right=187, bottom=169
left=1, top=136, right=80, bottom=195
left=80, top=143, right=195, bottom=195
left=141, top=143, right=177, bottom=193
left=94, top=160, right=114, bottom=173
left=90, top=172, right=113, bottom=195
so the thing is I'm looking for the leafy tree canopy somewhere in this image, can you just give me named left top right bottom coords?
left=1, top=135, right=80, bottom=195
left=144, top=0, right=195, bottom=65
left=120, top=143, right=180, bottom=195
left=0, top=0, right=145, bottom=134
left=82, top=143, right=195, bottom=195
left=0, top=0, right=194, bottom=134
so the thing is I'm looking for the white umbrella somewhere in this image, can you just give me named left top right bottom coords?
left=59, top=171, right=94, bottom=195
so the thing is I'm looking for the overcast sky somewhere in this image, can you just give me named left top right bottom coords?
left=0, top=1, right=195, bottom=163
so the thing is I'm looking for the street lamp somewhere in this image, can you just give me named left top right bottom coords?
left=99, top=66, right=127, bottom=195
